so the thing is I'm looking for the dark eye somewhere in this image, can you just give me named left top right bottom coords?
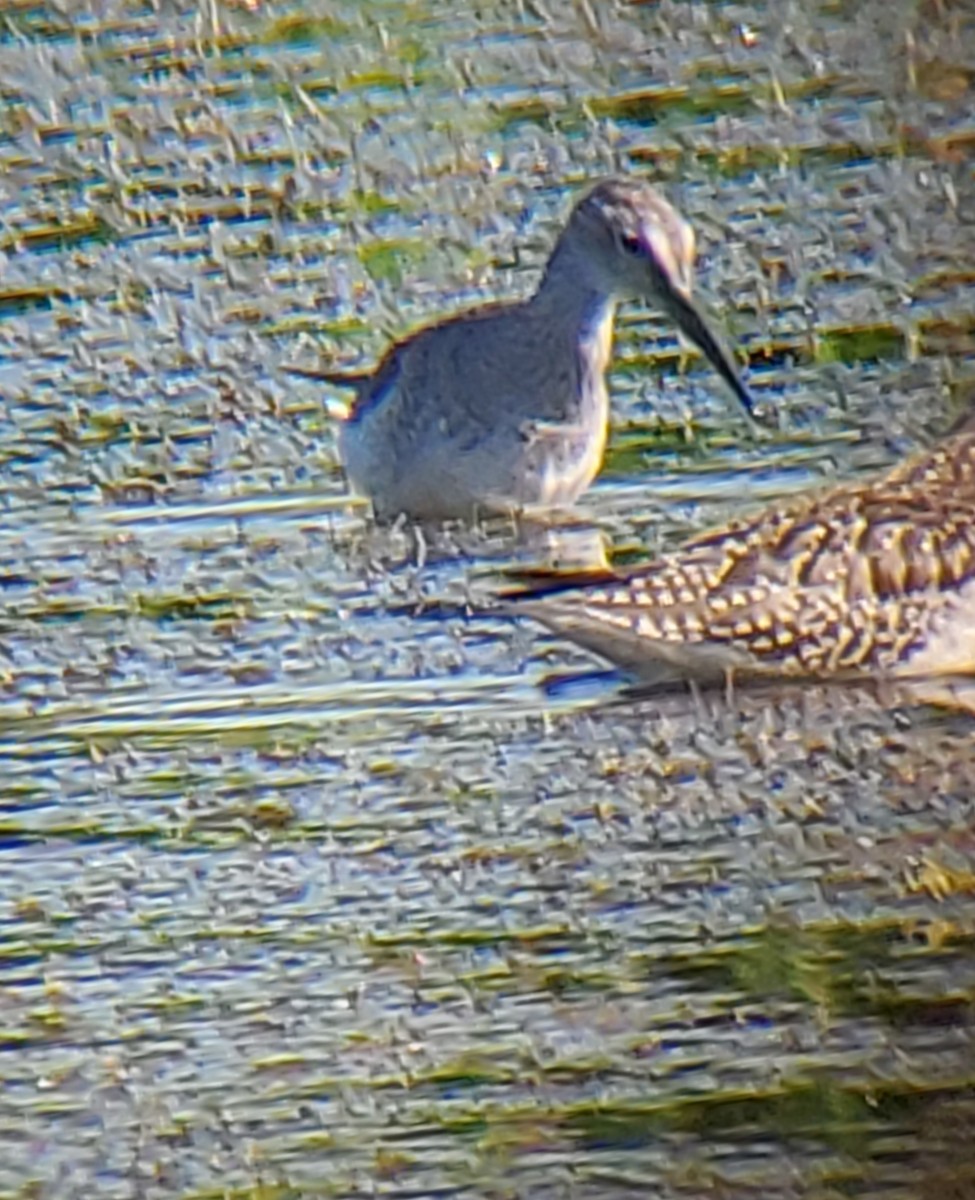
left=620, top=234, right=642, bottom=256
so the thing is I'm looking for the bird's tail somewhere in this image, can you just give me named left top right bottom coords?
left=282, top=364, right=368, bottom=420
left=283, top=364, right=372, bottom=389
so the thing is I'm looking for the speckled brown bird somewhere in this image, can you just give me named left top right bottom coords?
left=294, top=178, right=756, bottom=521
left=516, top=415, right=975, bottom=708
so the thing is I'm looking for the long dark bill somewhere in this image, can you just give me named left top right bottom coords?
left=661, top=287, right=757, bottom=421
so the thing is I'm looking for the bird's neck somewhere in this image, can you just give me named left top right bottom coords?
left=530, top=239, right=617, bottom=378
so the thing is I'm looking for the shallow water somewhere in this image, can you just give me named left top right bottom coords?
left=1, top=1, right=974, bottom=1197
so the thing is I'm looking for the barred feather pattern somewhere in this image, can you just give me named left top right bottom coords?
left=522, top=422, right=975, bottom=685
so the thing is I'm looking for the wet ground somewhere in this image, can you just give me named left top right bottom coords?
left=1, top=0, right=974, bottom=1196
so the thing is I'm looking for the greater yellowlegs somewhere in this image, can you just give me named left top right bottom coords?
left=292, top=178, right=756, bottom=521
left=515, top=416, right=975, bottom=706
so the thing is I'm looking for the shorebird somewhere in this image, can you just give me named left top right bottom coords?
left=289, top=178, right=757, bottom=521
left=513, top=414, right=975, bottom=709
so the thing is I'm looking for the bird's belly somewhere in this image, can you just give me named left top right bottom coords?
left=518, top=417, right=608, bottom=507
left=339, top=387, right=608, bottom=519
